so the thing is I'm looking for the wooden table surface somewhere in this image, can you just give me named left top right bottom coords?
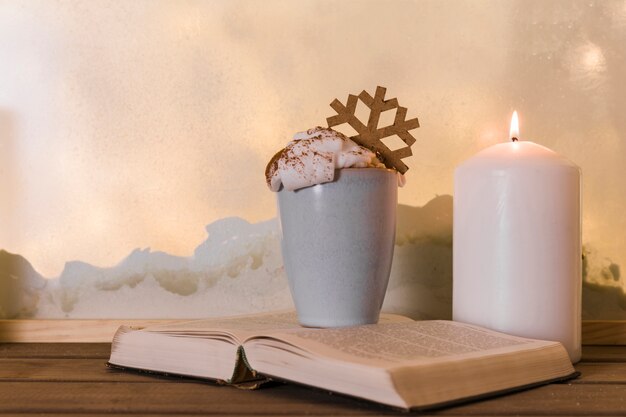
left=2, top=344, right=626, bottom=416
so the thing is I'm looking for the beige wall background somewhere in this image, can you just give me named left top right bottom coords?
left=0, top=0, right=624, bottom=317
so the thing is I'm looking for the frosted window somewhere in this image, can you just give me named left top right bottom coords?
left=0, top=1, right=624, bottom=318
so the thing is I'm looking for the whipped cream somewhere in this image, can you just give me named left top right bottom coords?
left=265, top=127, right=405, bottom=191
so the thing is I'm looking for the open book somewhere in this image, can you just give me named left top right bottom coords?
left=108, top=311, right=577, bottom=410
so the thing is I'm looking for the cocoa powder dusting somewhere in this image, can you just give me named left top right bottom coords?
left=265, top=148, right=285, bottom=186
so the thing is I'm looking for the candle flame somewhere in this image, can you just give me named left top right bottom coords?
left=509, top=111, right=519, bottom=142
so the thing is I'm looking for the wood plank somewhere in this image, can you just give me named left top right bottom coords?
left=2, top=413, right=250, bottom=417
left=574, top=362, right=626, bottom=383
left=2, top=381, right=626, bottom=415
left=434, top=383, right=626, bottom=415
left=3, top=357, right=624, bottom=385
left=4, top=345, right=626, bottom=416
left=0, top=319, right=183, bottom=342
left=2, top=411, right=312, bottom=417
left=0, top=343, right=111, bottom=358
left=0, top=415, right=589, bottom=417
left=582, top=321, right=626, bottom=345
left=0, top=413, right=620, bottom=417
left=0, top=358, right=170, bottom=382
left=1, top=343, right=618, bottom=361
left=0, top=381, right=397, bottom=415
left=0, top=415, right=471, bottom=417
left=581, top=345, right=626, bottom=362
left=0, top=319, right=624, bottom=344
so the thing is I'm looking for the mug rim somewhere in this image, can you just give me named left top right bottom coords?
left=276, top=167, right=398, bottom=193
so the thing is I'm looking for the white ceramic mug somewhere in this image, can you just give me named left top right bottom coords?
left=277, top=168, right=397, bottom=327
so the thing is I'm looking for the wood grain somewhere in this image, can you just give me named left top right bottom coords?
left=2, top=358, right=625, bottom=384
left=581, top=345, right=626, bottom=362
left=0, top=381, right=396, bottom=415
left=574, top=362, right=626, bottom=383
left=434, top=384, right=626, bottom=415
left=0, top=359, right=159, bottom=382
left=2, top=381, right=626, bottom=415
left=582, top=320, right=626, bottom=345
left=0, top=319, right=183, bottom=342
left=3, top=319, right=626, bottom=345
left=0, top=343, right=111, bottom=358
left=3, top=344, right=626, bottom=416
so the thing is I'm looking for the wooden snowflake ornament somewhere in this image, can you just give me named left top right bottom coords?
left=326, top=86, right=419, bottom=174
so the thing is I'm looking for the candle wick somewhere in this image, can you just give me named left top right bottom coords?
left=511, top=137, right=519, bottom=142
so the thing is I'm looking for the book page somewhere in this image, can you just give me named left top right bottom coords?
left=251, top=321, right=553, bottom=368
left=143, top=310, right=412, bottom=342
left=144, top=311, right=300, bottom=341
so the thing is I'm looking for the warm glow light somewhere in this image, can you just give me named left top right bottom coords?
left=582, top=44, right=606, bottom=71
left=509, top=111, right=519, bottom=141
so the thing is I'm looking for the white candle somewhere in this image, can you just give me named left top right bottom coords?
left=453, top=112, right=582, bottom=363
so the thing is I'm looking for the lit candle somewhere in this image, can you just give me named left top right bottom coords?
left=453, top=112, right=582, bottom=362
